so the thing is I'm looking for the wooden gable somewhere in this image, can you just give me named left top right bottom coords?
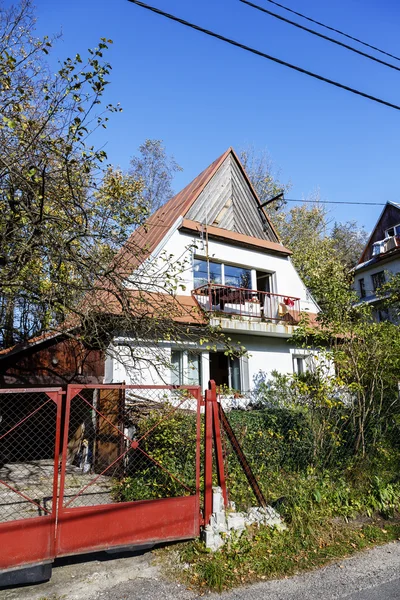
left=185, top=152, right=279, bottom=243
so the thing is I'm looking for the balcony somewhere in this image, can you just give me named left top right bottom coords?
left=192, top=284, right=301, bottom=325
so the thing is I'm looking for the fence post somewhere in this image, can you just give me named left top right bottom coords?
left=204, top=383, right=213, bottom=525
left=210, top=381, right=228, bottom=507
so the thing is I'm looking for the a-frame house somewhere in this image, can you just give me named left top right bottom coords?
left=105, top=148, right=319, bottom=391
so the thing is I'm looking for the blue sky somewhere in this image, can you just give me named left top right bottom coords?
left=31, top=0, right=400, bottom=232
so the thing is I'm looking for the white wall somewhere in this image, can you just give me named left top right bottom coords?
left=105, top=335, right=317, bottom=392
left=353, top=258, right=400, bottom=300
left=128, top=228, right=318, bottom=313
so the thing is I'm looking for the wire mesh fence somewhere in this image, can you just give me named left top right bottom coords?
left=62, top=386, right=200, bottom=509
left=217, top=389, right=400, bottom=510
left=0, top=390, right=59, bottom=523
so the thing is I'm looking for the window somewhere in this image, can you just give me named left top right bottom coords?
left=375, top=308, right=390, bottom=323
left=224, top=265, right=251, bottom=288
left=194, top=258, right=253, bottom=290
left=193, top=259, right=221, bottom=288
left=293, top=355, right=309, bottom=375
left=385, top=224, right=400, bottom=237
left=171, top=350, right=202, bottom=386
left=187, top=352, right=201, bottom=386
left=171, top=350, right=183, bottom=386
left=209, top=352, right=249, bottom=392
left=359, top=278, right=366, bottom=298
left=372, top=271, right=385, bottom=293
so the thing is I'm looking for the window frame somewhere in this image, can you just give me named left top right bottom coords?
left=371, top=271, right=386, bottom=293
left=171, top=349, right=202, bottom=387
left=292, top=353, right=310, bottom=375
left=385, top=223, right=400, bottom=238
left=193, top=257, right=268, bottom=292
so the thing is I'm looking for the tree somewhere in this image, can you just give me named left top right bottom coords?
left=331, top=221, right=368, bottom=271
left=272, top=202, right=356, bottom=322
left=239, top=145, right=290, bottom=207
left=129, top=139, right=182, bottom=214
left=0, top=1, right=232, bottom=374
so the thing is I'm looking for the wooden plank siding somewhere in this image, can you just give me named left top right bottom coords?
left=185, top=154, right=278, bottom=243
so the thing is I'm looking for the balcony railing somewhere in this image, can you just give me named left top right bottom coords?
left=192, top=284, right=301, bottom=324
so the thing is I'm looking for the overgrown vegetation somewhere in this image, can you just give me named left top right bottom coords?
left=168, top=518, right=400, bottom=593
left=120, top=366, right=399, bottom=592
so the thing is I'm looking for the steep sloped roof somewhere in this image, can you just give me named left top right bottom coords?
left=114, top=147, right=284, bottom=276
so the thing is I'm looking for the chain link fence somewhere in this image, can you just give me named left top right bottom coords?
left=0, top=390, right=59, bottom=523
left=63, top=386, right=200, bottom=509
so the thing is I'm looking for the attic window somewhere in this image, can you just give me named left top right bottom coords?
left=385, top=224, right=400, bottom=237
left=193, top=258, right=252, bottom=289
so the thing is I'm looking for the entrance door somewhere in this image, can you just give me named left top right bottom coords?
left=209, top=353, right=241, bottom=391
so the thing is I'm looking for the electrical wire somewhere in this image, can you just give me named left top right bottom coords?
left=241, top=0, right=400, bottom=73
left=262, top=0, right=400, bottom=63
left=127, top=0, right=400, bottom=112
left=284, top=198, right=388, bottom=206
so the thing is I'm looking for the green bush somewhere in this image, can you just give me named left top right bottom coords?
left=112, top=406, right=198, bottom=502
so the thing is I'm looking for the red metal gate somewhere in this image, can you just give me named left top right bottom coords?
left=56, top=384, right=202, bottom=556
left=0, top=383, right=202, bottom=575
left=0, top=388, right=63, bottom=571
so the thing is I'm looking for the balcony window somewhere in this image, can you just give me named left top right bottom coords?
left=359, top=278, right=366, bottom=298
left=224, top=265, right=251, bottom=288
left=385, top=224, right=400, bottom=237
left=194, top=258, right=252, bottom=289
left=193, top=259, right=221, bottom=288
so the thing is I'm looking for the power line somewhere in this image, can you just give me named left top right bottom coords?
left=127, top=0, right=400, bottom=112
left=284, top=198, right=386, bottom=206
left=241, top=0, right=400, bottom=74
left=262, top=0, right=400, bottom=64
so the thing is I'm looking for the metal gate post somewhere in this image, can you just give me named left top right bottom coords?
left=211, top=382, right=228, bottom=507
left=204, top=384, right=214, bottom=526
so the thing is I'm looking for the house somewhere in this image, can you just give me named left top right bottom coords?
left=353, top=201, right=400, bottom=322
left=104, top=148, right=319, bottom=393
left=0, top=148, right=319, bottom=390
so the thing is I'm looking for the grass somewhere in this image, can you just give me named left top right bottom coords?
left=156, top=466, right=400, bottom=593
left=159, top=517, right=400, bottom=593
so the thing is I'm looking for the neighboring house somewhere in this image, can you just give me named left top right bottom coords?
left=105, top=148, right=319, bottom=393
left=353, top=201, right=400, bottom=323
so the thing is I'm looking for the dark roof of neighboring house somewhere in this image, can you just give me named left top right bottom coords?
left=0, top=329, right=73, bottom=361
left=358, top=201, right=400, bottom=265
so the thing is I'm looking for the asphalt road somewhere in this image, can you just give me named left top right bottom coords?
left=2, top=541, right=399, bottom=600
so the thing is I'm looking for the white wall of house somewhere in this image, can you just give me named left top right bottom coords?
left=130, top=227, right=318, bottom=313
left=353, top=259, right=400, bottom=301
left=104, top=335, right=318, bottom=393
left=115, top=222, right=321, bottom=393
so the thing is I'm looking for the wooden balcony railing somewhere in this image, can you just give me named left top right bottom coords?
left=192, top=284, right=301, bottom=324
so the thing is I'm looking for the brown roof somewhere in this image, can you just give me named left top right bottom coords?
left=114, top=149, right=231, bottom=276
left=90, top=290, right=206, bottom=325
left=180, top=219, right=292, bottom=256
left=113, top=147, right=282, bottom=276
